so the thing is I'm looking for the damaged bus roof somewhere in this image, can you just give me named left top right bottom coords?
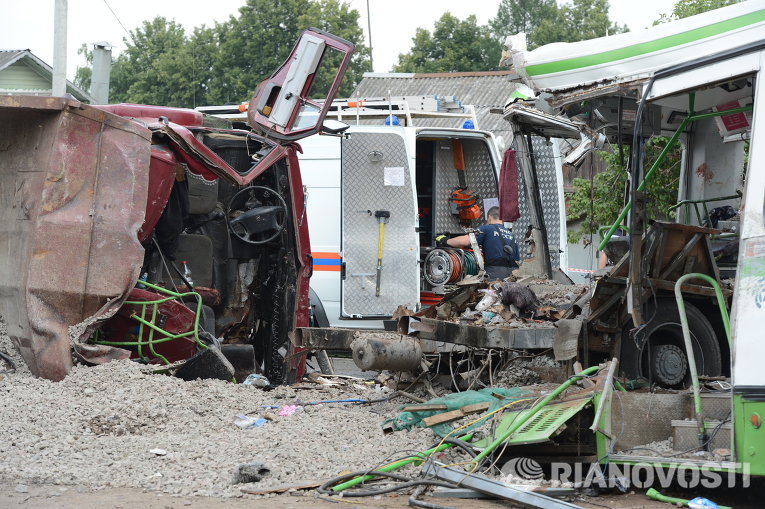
left=506, top=1, right=765, bottom=97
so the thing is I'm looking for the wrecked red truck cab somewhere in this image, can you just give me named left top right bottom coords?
left=0, top=29, right=354, bottom=382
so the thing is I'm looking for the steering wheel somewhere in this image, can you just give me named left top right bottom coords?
left=227, top=186, right=287, bottom=244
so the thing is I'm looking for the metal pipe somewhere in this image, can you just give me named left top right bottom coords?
left=52, top=0, right=68, bottom=96
left=674, top=272, right=731, bottom=447
left=675, top=272, right=730, bottom=345
left=470, top=365, right=600, bottom=468
left=589, top=358, right=618, bottom=432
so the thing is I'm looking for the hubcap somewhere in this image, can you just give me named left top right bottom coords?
left=651, top=344, right=688, bottom=386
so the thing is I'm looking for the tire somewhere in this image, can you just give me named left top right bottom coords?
left=620, top=298, right=722, bottom=388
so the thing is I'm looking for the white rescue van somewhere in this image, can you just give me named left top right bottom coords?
left=199, top=97, right=570, bottom=329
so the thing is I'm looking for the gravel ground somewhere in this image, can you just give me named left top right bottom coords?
left=0, top=317, right=434, bottom=498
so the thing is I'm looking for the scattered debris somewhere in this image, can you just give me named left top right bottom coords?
left=277, top=405, right=301, bottom=417
left=240, top=479, right=322, bottom=496
left=234, top=415, right=268, bottom=429
left=174, top=346, right=235, bottom=382
left=233, top=462, right=270, bottom=484
left=242, top=374, right=271, bottom=388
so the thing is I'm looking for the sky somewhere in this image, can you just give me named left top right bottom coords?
left=0, top=0, right=675, bottom=83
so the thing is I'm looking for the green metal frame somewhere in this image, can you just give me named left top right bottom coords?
left=667, top=191, right=743, bottom=227
left=93, top=280, right=207, bottom=365
left=598, top=93, right=753, bottom=251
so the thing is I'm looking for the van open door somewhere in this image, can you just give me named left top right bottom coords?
left=340, top=131, right=420, bottom=318
left=247, top=28, right=354, bottom=142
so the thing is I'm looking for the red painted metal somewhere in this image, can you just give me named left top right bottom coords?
left=159, top=123, right=287, bottom=185
left=248, top=29, right=355, bottom=142
left=286, top=147, right=311, bottom=382
left=1, top=29, right=354, bottom=382
left=95, top=104, right=203, bottom=127
left=0, top=95, right=150, bottom=381
left=139, top=145, right=178, bottom=242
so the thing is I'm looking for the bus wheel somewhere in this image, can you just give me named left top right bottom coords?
left=620, top=298, right=721, bottom=388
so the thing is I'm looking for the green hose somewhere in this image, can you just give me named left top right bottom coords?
left=646, top=487, right=731, bottom=509
left=468, top=365, right=601, bottom=469
left=330, top=433, right=473, bottom=492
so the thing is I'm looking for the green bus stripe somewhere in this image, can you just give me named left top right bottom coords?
left=525, top=10, right=765, bottom=77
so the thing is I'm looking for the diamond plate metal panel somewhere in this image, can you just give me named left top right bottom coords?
left=613, top=393, right=689, bottom=451
left=510, top=136, right=561, bottom=267
left=532, top=136, right=562, bottom=269
left=433, top=138, right=498, bottom=233
left=341, top=132, right=419, bottom=316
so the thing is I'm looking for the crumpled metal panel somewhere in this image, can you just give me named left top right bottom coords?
left=0, top=95, right=150, bottom=381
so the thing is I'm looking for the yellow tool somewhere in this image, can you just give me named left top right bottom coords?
left=374, top=210, right=390, bottom=297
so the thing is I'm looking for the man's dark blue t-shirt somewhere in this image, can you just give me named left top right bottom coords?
left=476, top=224, right=519, bottom=267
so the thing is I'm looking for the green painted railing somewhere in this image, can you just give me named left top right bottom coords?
left=675, top=273, right=730, bottom=441
left=93, top=280, right=206, bottom=365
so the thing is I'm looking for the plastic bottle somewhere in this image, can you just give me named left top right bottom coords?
left=475, top=289, right=498, bottom=312
left=182, top=261, right=194, bottom=287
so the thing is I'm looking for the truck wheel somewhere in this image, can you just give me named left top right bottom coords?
left=619, top=298, right=721, bottom=388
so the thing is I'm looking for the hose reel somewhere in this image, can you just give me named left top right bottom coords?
left=423, top=248, right=479, bottom=286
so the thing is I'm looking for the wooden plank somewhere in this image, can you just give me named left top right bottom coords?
left=574, top=361, right=595, bottom=388
left=461, top=402, right=491, bottom=414
left=659, top=233, right=702, bottom=280
left=241, top=479, right=322, bottom=495
left=423, top=410, right=462, bottom=426
left=587, top=287, right=626, bottom=322
left=423, top=409, right=465, bottom=426
left=647, top=278, right=733, bottom=297
left=402, top=404, right=448, bottom=412
left=421, top=402, right=491, bottom=426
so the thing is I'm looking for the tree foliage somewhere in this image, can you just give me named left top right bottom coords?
left=74, top=44, right=92, bottom=91
left=394, top=13, right=502, bottom=73
left=534, top=0, right=628, bottom=46
left=566, top=138, right=682, bottom=244
left=490, top=0, right=557, bottom=49
left=110, top=17, right=198, bottom=106
left=655, top=0, right=737, bottom=24
left=108, top=0, right=370, bottom=108
left=490, top=0, right=627, bottom=50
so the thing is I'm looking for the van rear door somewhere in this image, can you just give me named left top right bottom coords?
left=340, top=130, right=419, bottom=318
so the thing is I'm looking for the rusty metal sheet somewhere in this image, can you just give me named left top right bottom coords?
left=0, top=95, right=150, bottom=380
